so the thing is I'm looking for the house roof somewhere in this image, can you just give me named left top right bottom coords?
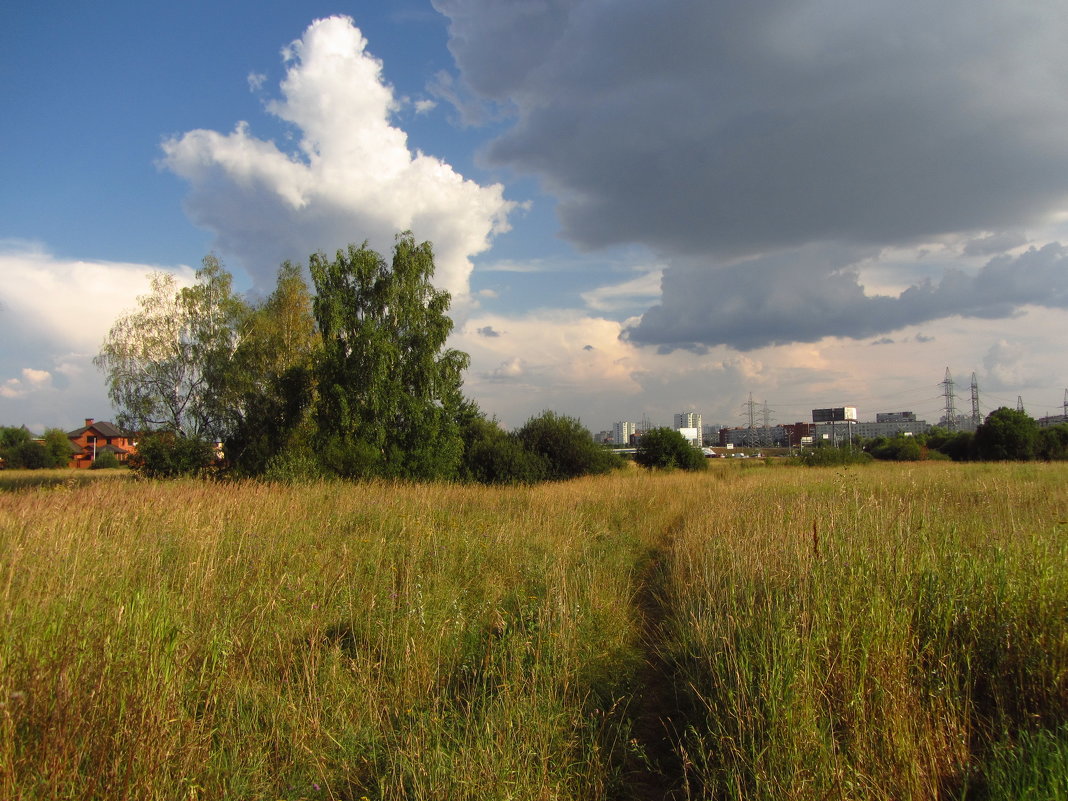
left=67, top=420, right=127, bottom=439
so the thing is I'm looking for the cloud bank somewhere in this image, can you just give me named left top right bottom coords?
left=161, top=15, right=514, bottom=298
left=0, top=243, right=186, bottom=429
left=434, top=0, right=1068, bottom=347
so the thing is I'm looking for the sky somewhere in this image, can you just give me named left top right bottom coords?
left=3, top=0, right=1068, bottom=435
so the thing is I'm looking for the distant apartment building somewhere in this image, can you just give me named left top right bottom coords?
left=876, top=411, right=917, bottom=423
left=613, top=421, right=636, bottom=446
left=674, top=412, right=702, bottom=446
left=854, top=413, right=931, bottom=439
left=702, top=423, right=721, bottom=444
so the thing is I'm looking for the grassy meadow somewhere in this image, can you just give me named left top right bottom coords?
left=0, top=461, right=1066, bottom=800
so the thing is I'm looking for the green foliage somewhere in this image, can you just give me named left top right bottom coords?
left=974, top=407, right=1039, bottom=461
left=0, top=427, right=63, bottom=470
left=310, top=233, right=469, bottom=480
left=978, top=724, right=1068, bottom=800
left=132, top=432, right=216, bottom=478
left=1037, top=424, right=1068, bottom=461
left=514, top=411, right=623, bottom=480
left=42, top=428, right=73, bottom=468
left=14, top=441, right=50, bottom=470
left=635, top=427, right=707, bottom=471
left=926, top=427, right=976, bottom=461
left=0, top=425, right=31, bottom=450
left=90, top=451, right=121, bottom=470
left=459, top=411, right=548, bottom=484
left=261, top=447, right=324, bottom=484
left=0, top=427, right=32, bottom=469
left=223, top=262, right=321, bottom=476
left=95, top=255, right=251, bottom=440
left=867, top=434, right=922, bottom=461
left=798, top=444, right=873, bottom=466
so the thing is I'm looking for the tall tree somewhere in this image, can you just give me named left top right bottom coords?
left=973, top=407, right=1039, bottom=461
left=310, top=233, right=469, bottom=480
left=95, top=255, right=249, bottom=440
left=42, top=428, right=74, bottom=468
left=223, top=262, right=321, bottom=474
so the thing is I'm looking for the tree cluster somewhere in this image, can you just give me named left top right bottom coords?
left=96, top=233, right=622, bottom=484
left=923, top=408, right=1068, bottom=462
left=860, top=408, right=1068, bottom=463
left=634, top=427, right=707, bottom=471
left=0, top=426, right=72, bottom=470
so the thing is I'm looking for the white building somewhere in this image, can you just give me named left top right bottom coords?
left=613, top=421, right=635, bottom=445
left=674, top=412, right=703, bottom=446
left=676, top=427, right=700, bottom=447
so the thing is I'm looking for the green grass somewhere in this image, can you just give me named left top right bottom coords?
left=0, top=462, right=1065, bottom=799
left=0, top=467, right=132, bottom=492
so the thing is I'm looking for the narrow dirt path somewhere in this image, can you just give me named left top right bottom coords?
left=613, top=517, right=698, bottom=801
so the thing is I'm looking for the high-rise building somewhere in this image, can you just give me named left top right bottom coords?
left=612, top=421, right=635, bottom=446
left=673, top=412, right=703, bottom=446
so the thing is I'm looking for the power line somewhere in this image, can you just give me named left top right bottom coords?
left=941, top=367, right=958, bottom=431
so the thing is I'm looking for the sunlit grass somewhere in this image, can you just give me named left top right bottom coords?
left=0, top=467, right=132, bottom=492
left=1, top=461, right=1065, bottom=799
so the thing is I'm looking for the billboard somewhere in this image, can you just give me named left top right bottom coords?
left=812, top=407, right=857, bottom=423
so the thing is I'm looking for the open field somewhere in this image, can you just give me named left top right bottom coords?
left=1, top=462, right=1066, bottom=800
left=0, top=468, right=133, bottom=493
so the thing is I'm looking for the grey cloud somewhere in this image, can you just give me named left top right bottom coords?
left=477, top=325, right=501, bottom=337
left=439, top=1, right=1068, bottom=256
left=915, top=333, right=935, bottom=343
left=963, top=232, right=1029, bottom=258
left=872, top=338, right=894, bottom=346
left=436, top=0, right=1068, bottom=344
left=624, top=243, right=1068, bottom=351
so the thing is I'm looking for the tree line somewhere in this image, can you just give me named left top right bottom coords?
left=94, top=233, right=626, bottom=482
left=0, top=426, right=78, bottom=470
left=801, top=407, right=1068, bottom=465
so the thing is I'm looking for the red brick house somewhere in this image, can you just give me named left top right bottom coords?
left=67, top=418, right=137, bottom=469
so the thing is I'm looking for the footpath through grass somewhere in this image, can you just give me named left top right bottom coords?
left=1, top=461, right=1066, bottom=800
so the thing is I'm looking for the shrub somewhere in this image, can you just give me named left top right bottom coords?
left=514, top=411, right=623, bottom=480
left=132, top=432, right=216, bottom=478
left=90, top=452, right=121, bottom=470
left=635, top=427, right=707, bottom=471
left=927, top=429, right=975, bottom=461
left=460, top=417, right=547, bottom=484
left=798, top=445, right=873, bottom=466
left=1037, top=424, right=1068, bottom=461
left=868, top=435, right=922, bottom=461
left=262, top=448, right=325, bottom=483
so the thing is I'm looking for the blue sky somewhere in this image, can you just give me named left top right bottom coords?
left=3, top=1, right=1068, bottom=433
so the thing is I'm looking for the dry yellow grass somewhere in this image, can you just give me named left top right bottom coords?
left=1, top=461, right=1065, bottom=800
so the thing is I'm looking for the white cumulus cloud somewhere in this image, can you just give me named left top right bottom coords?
left=161, top=15, right=515, bottom=299
left=0, top=242, right=192, bottom=428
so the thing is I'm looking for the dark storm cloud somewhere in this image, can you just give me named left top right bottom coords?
left=434, top=0, right=1068, bottom=346
left=624, top=243, right=1068, bottom=351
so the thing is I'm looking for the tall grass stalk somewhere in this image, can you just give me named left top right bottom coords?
left=662, top=462, right=1068, bottom=800
left=1, top=462, right=1065, bottom=799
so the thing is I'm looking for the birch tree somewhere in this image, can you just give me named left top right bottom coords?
left=310, top=232, right=469, bottom=479
left=94, top=255, right=249, bottom=439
